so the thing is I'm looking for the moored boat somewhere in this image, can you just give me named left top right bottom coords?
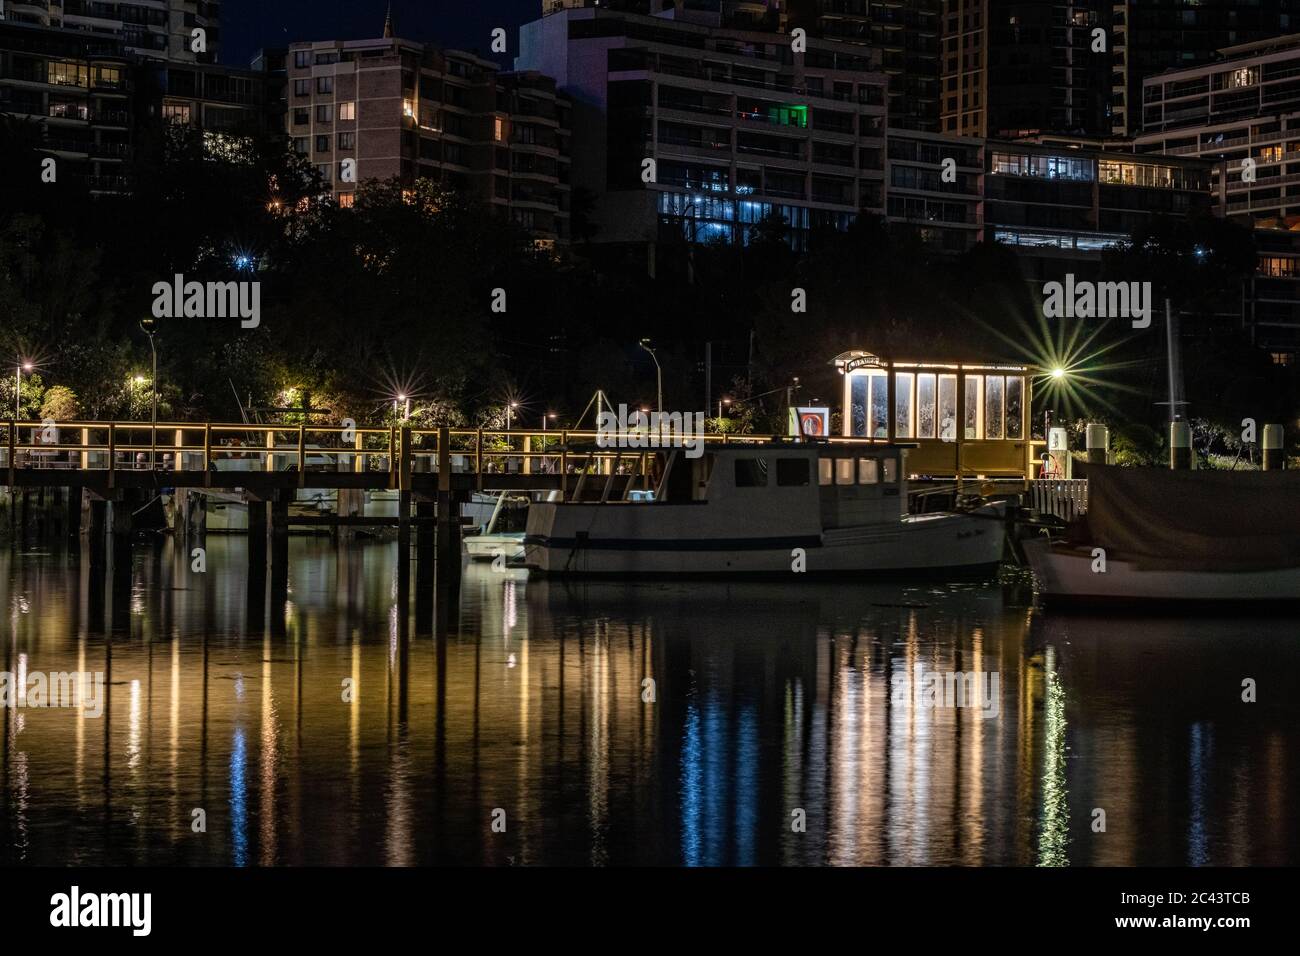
left=524, top=441, right=1006, bottom=576
left=1025, top=462, right=1300, bottom=607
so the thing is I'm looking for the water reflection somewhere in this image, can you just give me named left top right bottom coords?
left=1, top=538, right=1297, bottom=866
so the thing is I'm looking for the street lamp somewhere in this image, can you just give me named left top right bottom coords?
left=14, top=360, right=33, bottom=420
left=718, top=396, right=731, bottom=418
left=139, top=318, right=158, bottom=459
left=506, top=401, right=518, bottom=431
left=638, top=339, right=662, bottom=412
left=394, top=393, right=409, bottom=421
left=543, top=412, right=556, bottom=431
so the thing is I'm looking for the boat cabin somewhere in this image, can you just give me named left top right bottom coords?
left=832, top=349, right=1035, bottom=478
left=563, top=441, right=909, bottom=529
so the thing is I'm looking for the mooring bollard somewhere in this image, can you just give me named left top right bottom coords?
left=1085, top=423, right=1108, bottom=465
left=1170, top=421, right=1192, bottom=470
left=1262, top=424, right=1285, bottom=471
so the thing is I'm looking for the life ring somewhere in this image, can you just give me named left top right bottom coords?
left=227, top=437, right=248, bottom=460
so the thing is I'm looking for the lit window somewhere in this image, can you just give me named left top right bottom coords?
left=818, top=458, right=833, bottom=486
left=403, top=100, right=415, bottom=118
left=857, top=458, right=878, bottom=484
left=339, top=101, right=355, bottom=121
left=337, top=192, right=355, bottom=208
left=494, top=116, right=505, bottom=142
left=835, top=459, right=854, bottom=485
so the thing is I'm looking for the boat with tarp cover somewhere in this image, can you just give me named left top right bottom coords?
left=1024, top=462, right=1300, bottom=606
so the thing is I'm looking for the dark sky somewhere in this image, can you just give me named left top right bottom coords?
left=219, top=0, right=539, bottom=67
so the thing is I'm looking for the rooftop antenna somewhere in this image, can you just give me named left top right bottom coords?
left=383, top=2, right=394, bottom=39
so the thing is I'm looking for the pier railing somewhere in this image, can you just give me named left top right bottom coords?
left=3, top=420, right=1037, bottom=494
left=3, top=420, right=849, bottom=490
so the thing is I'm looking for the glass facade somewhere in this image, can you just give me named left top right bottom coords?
left=846, top=369, right=1026, bottom=442
left=657, top=191, right=856, bottom=251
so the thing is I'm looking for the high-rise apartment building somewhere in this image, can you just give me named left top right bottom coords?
left=0, top=19, right=135, bottom=192
left=517, top=6, right=888, bottom=258
left=1110, top=0, right=1298, bottom=137
left=940, top=0, right=986, bottom=136
left=1, top=0, right=221, bottom=63
left=982, top=0, right=1110, bottom=139
left=286, top=35, right=572, bottom=247
left=789, top=0, right=942, bottom=131
left=1135, top=33, right=1300, bottom=352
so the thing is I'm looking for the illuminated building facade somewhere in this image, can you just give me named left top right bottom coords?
left=287, top=35, right=572, bottom=247
left=516, top=6, right=888, bottom=258
left=1, top=0, right=221, bottom=63
left=1135, top=33, right=1300, bottom=352
left=983, top=138, right=1214, bottom=281
left=0, top=20, right=135, bottom=192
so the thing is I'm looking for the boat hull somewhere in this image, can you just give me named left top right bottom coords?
left=524, top=504, right=1005, bottom=576
left=1024, top=537, right=1300, bottom=607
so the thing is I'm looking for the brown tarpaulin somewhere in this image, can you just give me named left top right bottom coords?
left=1076, top=462, right=1300, bottom=572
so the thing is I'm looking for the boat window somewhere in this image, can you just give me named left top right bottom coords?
left=857, top=457, right=878, bottom=484
left=835, top=458, right=854, bottom=485
left=776, top=458, right=809, bottom=486
left=818, top=458, right=833, bottom=486
left=734, top=457, right=769, bottom=487
left=882, top=457, right=898, bottom=483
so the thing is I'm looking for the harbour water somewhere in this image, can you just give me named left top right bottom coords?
left=1, top=537, right=1297, bottom=866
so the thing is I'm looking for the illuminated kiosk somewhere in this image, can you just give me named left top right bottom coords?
left=832, top=350, right=1034, bottom=479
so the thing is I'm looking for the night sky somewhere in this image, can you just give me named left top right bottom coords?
left=219, top=0, right=539, bottom=68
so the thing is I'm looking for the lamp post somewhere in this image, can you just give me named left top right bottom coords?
left=506, top=401, right=517, bottom=431
left=139, top=318, right=158, bottom=464
left=639, top=339, right=662, bottom=412
left=543, top=412, right=556, bottom=431
left=718, top=397, right=731, bottom=418
left=14, top=360, right=33, bottom=420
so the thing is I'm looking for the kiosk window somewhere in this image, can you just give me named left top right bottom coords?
left=882, top=458, right=898, bottom=482
left=857, top=458, right=879, bottom=484
left=818, top=458, right=833, bottom=486
left=835, top=459, right=855, bottom=485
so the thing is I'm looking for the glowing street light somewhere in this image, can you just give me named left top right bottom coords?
left=1051, top=367, right=1066, bottom=380
left=14, top=360, right=33, bottom=420
left=718, top=396, right=732, bottom=418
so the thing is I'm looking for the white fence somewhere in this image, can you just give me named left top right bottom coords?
left=1029, top=478, right=1089, bottom=521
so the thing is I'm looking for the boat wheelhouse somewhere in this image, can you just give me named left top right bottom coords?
left=832, top=350, right=1036, bottom=479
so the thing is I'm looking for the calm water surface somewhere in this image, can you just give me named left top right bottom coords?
left=1, top=537, right=1297, bottom=866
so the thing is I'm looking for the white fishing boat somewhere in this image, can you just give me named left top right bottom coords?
left=1025, top=463, right=1300, bottom=607
left=524, top=442, right=1006, bottom=576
